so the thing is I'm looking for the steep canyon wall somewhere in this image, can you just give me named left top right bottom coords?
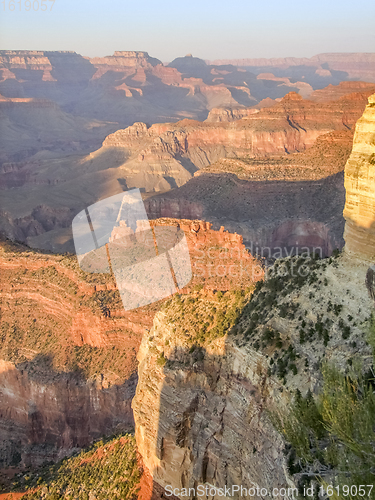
left=344, top=93, right=375, bottom=260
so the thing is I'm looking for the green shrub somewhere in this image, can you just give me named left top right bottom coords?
left=333, top=303, right=343, bottom=316
left=342, top=325, right=351, bottom=340
left=156, top=353, right=167, bottom=366
left=290, top=364, right=298, bottom=376
left=271, top=325, right=375, bottom=498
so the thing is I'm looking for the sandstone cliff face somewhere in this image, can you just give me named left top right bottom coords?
left=149, top=218, right=262, bottom=292
left=90, top=51, right=162, bottom=70
left=343, top=94, right=375, bottom=260
left=133, top=250, right=373, bottom=499
left=102, top=91, right=366, bottom=170
left=0, top=360, right=137, bottom=468
left=133, top=315, right=289, bottom=499
left=206, top=84, right=375, bottom=123
left=0, top=50, right=56, bottom=83
left=205, top=107, right=259, bottom=123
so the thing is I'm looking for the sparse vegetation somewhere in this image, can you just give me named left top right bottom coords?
left=0, top=238, right=139, bottom=382
left=270, top=318, right=375, bottom=498
left=163, top=288, right=248, bottom=348
left=6, top=434, right=141, bottom=499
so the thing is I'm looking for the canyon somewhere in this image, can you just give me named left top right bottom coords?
left=1, top=50, right=374, bottom=261
left=1, top=46, right=375, bottom=499
left=0, top=218, right=258, bottom=475
left=133, top=94, right=375, bottom=499
left=0, top=88, right=371, bottom=257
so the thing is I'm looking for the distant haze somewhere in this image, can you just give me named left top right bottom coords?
left=0, top=0, right=374, bottom=61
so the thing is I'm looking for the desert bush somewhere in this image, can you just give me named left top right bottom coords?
left=156, top=353, right=167, bottom=366
left=270, top=319, right=375, bottom=497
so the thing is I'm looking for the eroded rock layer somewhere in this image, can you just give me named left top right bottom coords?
left=0, top=217, right=260, bottom=469
left=133, top=253, right=373, bottom=499
left=0, top=239, right=152, bottom=467
left=133, top=315, right=288, bottom=499
left=343, top=94, right=375, bottom=260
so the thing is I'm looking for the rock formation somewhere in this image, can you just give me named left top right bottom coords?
left=209, top=53, right=375, bottom=83
left=0, top=239, right=151, bottom=467
left=343, top=93, right=375, bottom=260
left=0, top=217, right=260, bottom=470
left=1, top=91, right=366, bottom=253
left=0, top=359, right=137, bottom=468
left=150, top=218, right=263, bottom=291
left=133, top=251, right=373, bottom=498
left=90, top=51, right=162, bottom=71
left=133, top=315, right=289, bottom=499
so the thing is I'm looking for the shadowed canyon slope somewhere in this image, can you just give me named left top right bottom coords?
left=0, top=90, right=370, bottom=254
left=0, top=94, right=116, bottom=164
left=144, top=127, right=358, bottom=258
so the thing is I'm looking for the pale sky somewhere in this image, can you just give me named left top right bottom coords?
left=0, top=0, right=374, bottom=62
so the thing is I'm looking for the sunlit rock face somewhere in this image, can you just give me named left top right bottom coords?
left=343, top=94, right=375, bottom=261
left=132, top=314, right=290, bottom=500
